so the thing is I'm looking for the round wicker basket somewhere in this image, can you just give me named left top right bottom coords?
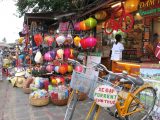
left=51, top=98, right=68, bottom=106
left=23, top=87, right=32, bottom=94
left=29, top=97, right=49, bottom=106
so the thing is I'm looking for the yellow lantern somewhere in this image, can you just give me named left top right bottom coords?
left=74, top=36, right=81, bottom=47
left=18, top=37, right=24, bottom=44
left=124, top=0, right=140, bottom=13
left=95, top=11, right=107, bottom=20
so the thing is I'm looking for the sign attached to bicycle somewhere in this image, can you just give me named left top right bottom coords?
left=94, top=85, right=118, bottom=108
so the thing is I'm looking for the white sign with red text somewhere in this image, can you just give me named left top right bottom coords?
left=94, top=85, right=118, bottom=108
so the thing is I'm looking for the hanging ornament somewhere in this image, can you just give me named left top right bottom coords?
left=59, top=65, right=67, bottom=75
left=85, top=37, right=97, bottom=48
left=74, top=36, right=81, bottom=47
left=50, top=50, right=56, bottom=60
left=69, top=48, right=74, bottom=59
left=44, top=52, right=53, bottom=61
left=74, top=22, right=81, bottom=31
left=80, top=38, right=87, bottom=49
left=85, top=17, right=97, bottom=28
left=75, top=65, right=83, bottom=72
left=64, top=48, right=71, bottom=59
left=79, top=21, right=90, bottom=31
left=34, top=51, right=43, bottom=64
left=68, top=65, right=73, bottom=73
left=124, top=0, right=140, bottom=13
left=54, top=66, right=59, bottom=73
left=56, top=35, right=65, bottom=46
left=46, top=36, right=54, bottom=46
left=18, top=37, right=24, bottom=44
left=46, top=65, right=53, bottom=73
left=56, top=49, right=64, bottom=60
left=34, top=33, right=43, bottom=46
left=95, top=11, right=107, bottom=20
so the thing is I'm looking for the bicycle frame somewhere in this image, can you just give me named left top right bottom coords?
left=116, top=83, right=154, bottom=117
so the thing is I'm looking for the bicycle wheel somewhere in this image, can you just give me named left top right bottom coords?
left=119, top=13, right=134, bottom=33
left=125, top=87, right=156, bottom=120
left=104, top=19, right=114, bottom=35
left=64, top=91, right=78, bottom=120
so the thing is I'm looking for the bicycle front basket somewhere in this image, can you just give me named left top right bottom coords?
left=88, top=77, right=122, bottom=100
left=70, top=70, right=94, bottom=94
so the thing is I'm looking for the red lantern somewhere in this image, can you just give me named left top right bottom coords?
left=79, top=21, right=90, bottom=31
left=34, top=34, right=43, bottom=46
left=80, top=38, right=87, bottom=49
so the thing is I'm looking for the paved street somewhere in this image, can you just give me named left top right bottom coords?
left=0, top=80, right=116, bottom=120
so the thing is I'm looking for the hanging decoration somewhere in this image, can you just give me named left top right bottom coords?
left=44, top=52, right=53, bottom=61
left=56, top=49, right=64, bottom=60
left=85, top=37, right=97, bottom=48
left=64, top=48, right=71, bottom=59
left=56, top=35, right=65, bottom=46
left=80, top=38, right=88, bottom=49
left=45, top=36, right=54, bottom=46
left=74, top=36, right=81, bottom=47
left=34, top=33, right=43, bottom=46
left=124, top=0, right=140, bottom=13
left=74, top=22, right=81, bottom=31
left=46, top=65, right=54, bottom=73
left=95, top=11, right=107, bottom=20
left=64, top=34, right=73, bottom=45
left=59, top=65, right=67, bottom=75
left=75, top=65, right=83, bottom=72
left=85, top=17, right=97, bottom=28
left=79, top=21, right=90, bottom=31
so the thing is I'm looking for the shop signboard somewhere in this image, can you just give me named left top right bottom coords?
left=94, top=85, right=118, bottom=108
left=138, top=0, right=160, bottom=16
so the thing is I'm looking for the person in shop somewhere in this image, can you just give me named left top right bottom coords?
left=145, top=33, right=160, bottom=61
left=110, top=34, right=124, bottom=62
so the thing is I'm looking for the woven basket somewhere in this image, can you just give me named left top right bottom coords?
left=23, top=87, right=32, bottom=94
left=78, top=92, right=87, bottom=101
left=51, top=98, right=68, bottom=106
left=29, top=97, right=49, bottom=106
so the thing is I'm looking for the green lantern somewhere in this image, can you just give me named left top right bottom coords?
left=85, top=17, right=97, bottom=28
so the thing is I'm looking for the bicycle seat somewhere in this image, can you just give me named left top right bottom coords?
left=121, top=76, right=144, bottom=86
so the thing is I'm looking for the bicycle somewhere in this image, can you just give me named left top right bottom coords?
left=64, top=58, right=99, bottom=120
left=86, top=64, right=157, bottom=120
left=104, top=1, right=134, bottom=35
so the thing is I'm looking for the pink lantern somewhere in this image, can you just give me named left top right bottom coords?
left=47, top=36, right=54, bottom=46
left=44, top=52, right=53, bottom=61
left=46, top=65, right=53, bottom=72
left=64, top=48, right=71, bottom=59
left=74, top=22, right=81, bottom=31
left=75, top=65, right=83, bottom=72
left=85, top=37, right=97, bottom=48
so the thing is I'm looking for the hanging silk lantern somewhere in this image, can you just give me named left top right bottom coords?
left=75, top=65, right=83, bottom=72
left=124, top=0, right=140, bottom=13
left=80, top=38, right=87, bottom=49
left=74, top=22, right=81, bottom=31
left=50, top=50, right=56, bottom=60
left=47, top=36, right=54, bottom=46
left=34, top=33, right=43, bottom=46
left=59, top=65, right=67, bottom=75
left=74, top=36, right=81, bottom=47
left=85, top=37, right=97, bottom=48
left=95, top=11, right=107, bottom=20
left=18, top=37, right=24, bottom=44
left=56, top=35, right=65, bottom=46
left=56, top=49, right=64, bottom=60
left=79, top=21, right=90, bottom=31
left=46, top=65, right=53, bottom=73
left=54, top=66, right=59, bottom=73
left=44, top=52, right=53, bottom=61
left=64, top=48, right=71, bottom=59
left=68, top=65, right=73, bottom=73
left=69, top=48, right=74, bottom=59
left=85, top=17, right=97, bottom=28
left=64, top=34, right=73, bottom=45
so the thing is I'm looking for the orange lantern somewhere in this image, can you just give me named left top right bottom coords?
left=95, top=11, right=107, bottom=20
left=79, top=21, right=90, bottom=31
left=59, top=65, right=67, bottom=75
left=124, top=0, right=140, bottom=13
